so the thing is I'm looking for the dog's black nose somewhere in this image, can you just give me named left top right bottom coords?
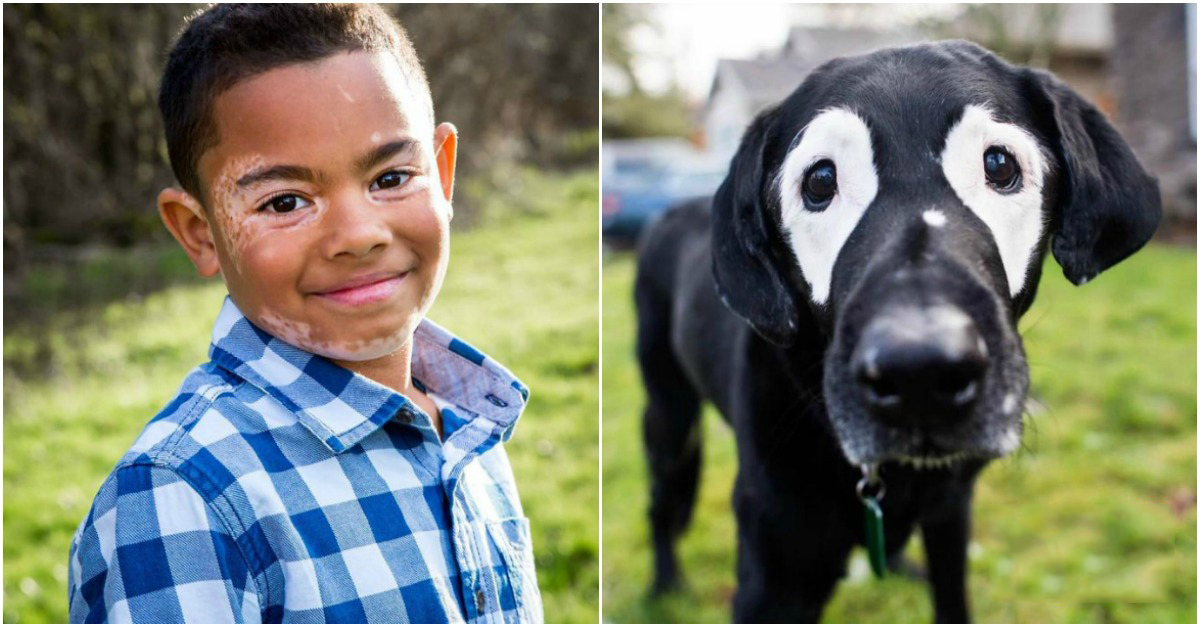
left=852, top=305, right=988, bottom=425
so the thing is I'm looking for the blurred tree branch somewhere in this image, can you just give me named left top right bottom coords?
left=602, top=4, right=648, bottom=95
left=600, top=5, right=692, bottom=139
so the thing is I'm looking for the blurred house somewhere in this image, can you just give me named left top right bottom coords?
left=703, top=26, right=923, bottom=161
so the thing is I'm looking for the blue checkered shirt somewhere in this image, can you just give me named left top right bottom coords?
left=68, top=297, right=542, bottom=623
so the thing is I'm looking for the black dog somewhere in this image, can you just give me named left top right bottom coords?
left=634, top=40, right=1160, bottom=623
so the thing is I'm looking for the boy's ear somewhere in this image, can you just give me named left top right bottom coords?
left=158, top=187, right=221, bottom=278
left=433, top=122, right=458, bottom=214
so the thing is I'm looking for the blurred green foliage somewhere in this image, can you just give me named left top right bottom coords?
left=601, top=244, right=1196, bottom=623
left=3, top=171, right=600, bottom=624
left=602, top=88, right=695, bottom=140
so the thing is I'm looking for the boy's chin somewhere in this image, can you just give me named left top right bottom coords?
left=310, top=334, right=408, bottom=363
left=244, top=305, right=417, bottom=364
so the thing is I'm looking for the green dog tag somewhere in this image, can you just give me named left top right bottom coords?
left=863, top=497, right=887, bottom=579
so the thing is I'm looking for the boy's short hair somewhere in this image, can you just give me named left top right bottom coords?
left=158, top=3, right=433, bottom=204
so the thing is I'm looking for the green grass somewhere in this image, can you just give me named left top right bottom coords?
left=3, top=169, right=600, bottom=624
left=601, top=244, right=1196, bottom=623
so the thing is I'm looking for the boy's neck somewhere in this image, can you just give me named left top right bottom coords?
left=330, top=336, right=443, bottom=437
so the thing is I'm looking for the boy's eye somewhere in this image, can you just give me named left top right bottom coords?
left=259, top=194, right=311, bottom=214
left=370, top=171, right=410, bottom=191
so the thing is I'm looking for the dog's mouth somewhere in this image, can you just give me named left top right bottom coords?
left=851, top=420, right=1021, bottom=468
left=884, top=450, right=973, bottom=470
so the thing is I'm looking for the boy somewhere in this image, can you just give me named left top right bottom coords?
left=67, top=5, right=541, bottom=623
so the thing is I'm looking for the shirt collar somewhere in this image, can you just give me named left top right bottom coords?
left=207, top=296, right=529, bottom=453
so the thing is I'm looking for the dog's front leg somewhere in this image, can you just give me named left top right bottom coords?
left=920, top=480, right=976, bottom=623
left=730, top=480, right=854, bottom=623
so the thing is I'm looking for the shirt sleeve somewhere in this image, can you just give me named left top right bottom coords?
left=68, top=463, right=259, bottom=623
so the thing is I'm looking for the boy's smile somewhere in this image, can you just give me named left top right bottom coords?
left=162, top=51, right=456, bottom=365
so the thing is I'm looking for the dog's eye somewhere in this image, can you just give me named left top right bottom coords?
left=983, top=147, right=1021, bottom=191
left=802, top=160, right=837, bottom=210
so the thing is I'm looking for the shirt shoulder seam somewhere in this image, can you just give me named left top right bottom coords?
left=113, top=457, right=268, bottom=619
left=157, top=381, right=225, bottom=455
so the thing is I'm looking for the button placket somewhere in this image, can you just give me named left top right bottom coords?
left=452, top=523, right=475, bottom=619
left=451, top=496, right=488, bottom=620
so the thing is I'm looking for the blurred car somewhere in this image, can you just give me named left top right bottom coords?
left=602, top=150, right=727, bottom=246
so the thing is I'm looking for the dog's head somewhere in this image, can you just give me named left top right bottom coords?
left=712, top=41, right=1160, bottom=467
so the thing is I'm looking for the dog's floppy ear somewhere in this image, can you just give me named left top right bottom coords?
left=1027, top=69, right=1162, bottom=285
left=712, top=107, right=800, bottom=347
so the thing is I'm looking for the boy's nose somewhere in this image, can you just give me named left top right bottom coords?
left=321, top=196, right=393, bottom=259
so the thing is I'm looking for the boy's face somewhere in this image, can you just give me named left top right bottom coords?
left=168, top=51, right=455, bottom=362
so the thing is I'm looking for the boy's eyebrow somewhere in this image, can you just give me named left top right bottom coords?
left=355, top=139, right=419, bottom=173
left=236, top=164, right=325, bottom=189
left=233, top=140, right=419, bottom=190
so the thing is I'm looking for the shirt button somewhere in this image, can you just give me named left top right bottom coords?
left=395, top=408, right=414, bottom=424
left=474, top=588, right=486, bottom=613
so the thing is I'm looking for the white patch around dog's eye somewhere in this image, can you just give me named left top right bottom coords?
left=777, top=107, right=879, bottom=305
left=940, top=105, right=1049, bottom=296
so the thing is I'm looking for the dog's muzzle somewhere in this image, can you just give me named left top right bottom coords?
left=822, top=239, right=1028, bottom=467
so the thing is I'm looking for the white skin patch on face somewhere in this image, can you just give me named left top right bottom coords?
left=923, top=209, right=948, bottom=227
left=207, top=154, right=324, bottom=276
left=777, top=107, right=880, bottom=305
left=207, top=154, right=267, bottom=276
left=940, top=104, right=1049, bottom=296
left=257, top=307, right=411, bottom=361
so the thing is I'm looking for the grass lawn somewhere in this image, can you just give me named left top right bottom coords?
left=3, top=169, right=600, bottom=624
left=601, top=243, right=1196, bottom=623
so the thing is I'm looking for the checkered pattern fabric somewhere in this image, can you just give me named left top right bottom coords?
left=68, top=296, right=542, bottom=623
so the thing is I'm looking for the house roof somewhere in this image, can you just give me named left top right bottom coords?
left=708, top=26, right=924, bottom=114
left=710, top=57, right=814, bottom=113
